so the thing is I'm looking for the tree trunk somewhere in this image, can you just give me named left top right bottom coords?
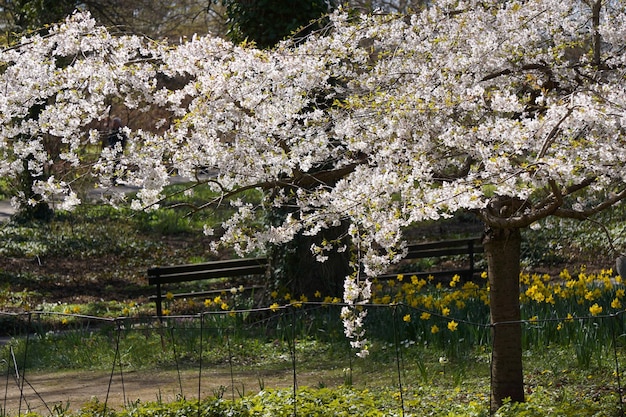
left=269, top=223, right=351, bottom=299
left=484, top=226, right=524, bottom=411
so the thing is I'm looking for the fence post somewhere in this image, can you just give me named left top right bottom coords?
left=104, top=318, right=125, bottom=415
left=392, top=304, right=406, bottom=417
left=169, top=326, right=184, bottom=397
left=17, top=312, right=32, bottom=417
left=610, top=312, right=625, bottom=416
left=290, top=305, right=298, bottom=417
left=198, top=313, right=204, bottom=417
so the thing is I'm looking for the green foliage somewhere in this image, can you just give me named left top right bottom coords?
left=0, top=208, right=152, bottom=259
left=493, top=385, right=622, bottom=417
left=132, top=184, right=263, bottom=235
left=521, top=201, right=626, bottom=267
left=5, top=0, right=77, bottom=31
left=0, top=178, right=11, bottom=199
left=0, top=182, right=259, bottom=259
left=217, top=0, right=335, bottom=48
left=7, top=380, right=622, bottom=416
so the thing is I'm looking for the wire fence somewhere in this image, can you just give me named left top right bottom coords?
left=1, top=303, right=625, bottom=417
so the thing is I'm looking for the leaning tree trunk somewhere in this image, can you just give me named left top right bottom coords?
left=269, top=222, right=352, bottom=299
left=265, top=200, right=352, bottom=299
left=484, top=226, right=524, bottom=411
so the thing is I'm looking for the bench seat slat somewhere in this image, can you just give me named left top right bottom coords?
left=148, top=285, right=265, bottom=301
left=376, top=268, right=484, bottom=281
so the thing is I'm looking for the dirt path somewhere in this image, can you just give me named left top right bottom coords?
left=2, top=366, right=344, bottom=416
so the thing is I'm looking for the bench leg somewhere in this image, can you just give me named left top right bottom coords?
left=156, top=282, right=163, bottom=320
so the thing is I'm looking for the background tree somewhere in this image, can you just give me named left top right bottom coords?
left=80, top=0, right=224, bottom=40
left=2, top=0, right=626, bottom=411
left=216, top=0, right=336, bottom=48
left=0, top=0, right=75, bottom=34
left=0, top=0, right=223, bottom=42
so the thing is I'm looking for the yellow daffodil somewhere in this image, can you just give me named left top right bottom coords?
left=450, top=274, right=460, bottom=287
left=612, top=298, right=622, bottom=309
left=589, top=303, right=603, bottom=316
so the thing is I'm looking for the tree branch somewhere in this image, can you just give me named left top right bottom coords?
left=537, top=107, right=574, bottom=159
left=554, top=187, right=626, bottom=220
left=481, top=63, right=552, bottom=82
left=478, top=177, right=604, bottom=229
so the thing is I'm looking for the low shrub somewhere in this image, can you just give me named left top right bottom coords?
left=12, top=384, right=622, bottom=417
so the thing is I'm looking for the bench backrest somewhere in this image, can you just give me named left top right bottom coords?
left=373, top=237, right=484, bottom=281
left=147, top=257, right=268, bottom=285
left=406, top=237, right=483, bottom=259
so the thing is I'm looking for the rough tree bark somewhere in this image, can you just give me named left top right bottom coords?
left=268, top=221, right=351, bottom=299
left=484, top=226, right=524, bottom=411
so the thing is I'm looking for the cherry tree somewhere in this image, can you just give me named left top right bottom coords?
left=2, top=0, right=626, bottom=410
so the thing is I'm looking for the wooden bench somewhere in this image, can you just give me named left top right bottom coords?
left=147, top=257, right=268, bottom=318
left=148, top=237, right=483, bottom=317
left=376, top=237, right=484, bottom=281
